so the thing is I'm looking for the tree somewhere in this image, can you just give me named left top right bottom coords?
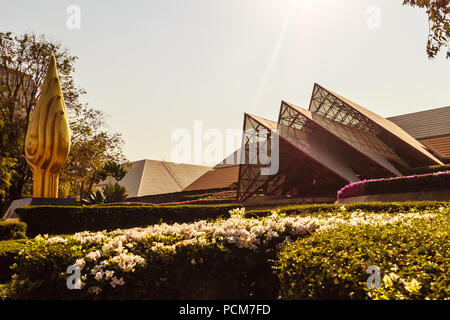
left=59, top=104, right=129, bottom=200
left=0, top=32, right=128, bottom=210
left=102, top=182, right=128, bottom=203
left=403, top=0, right=450, bottom=59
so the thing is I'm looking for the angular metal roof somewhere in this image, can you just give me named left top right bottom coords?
left=237, top=113, right=349, bottom=202
left=420, top=136, right=450, bottom=160
left=237, top=83, right=445, bottom=203
left=183, top=165, right=240, bottom=191
left=281, top=101, right=404, bottom=177
left=309, top=83, right=443, bottom=166
left=108, top=160, right=211, bottom=198
left=387, top=106, right=450, bottom=140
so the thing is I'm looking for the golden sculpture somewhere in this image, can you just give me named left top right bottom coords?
left=25, top=56, right=70, bottom=198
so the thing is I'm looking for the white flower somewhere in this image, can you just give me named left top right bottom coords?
left=74, top=259, right=85, bottom=269
left=94, top=271, right=103, bottom=281
left=104, top=270, right=115, bottom=280
left=110, top=253, right=145, bottom=272
left=88, top=286, right=102, bottom=295
left=86, top=250, right=101, bottom=261
left=404, top=279, right=421, bottom=294
left=45, top=236, right=68, bottom=244
left=110, top=276, right=125, bottom=288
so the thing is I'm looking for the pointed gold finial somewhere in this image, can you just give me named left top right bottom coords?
left=25, top=55, right=70, bottom=198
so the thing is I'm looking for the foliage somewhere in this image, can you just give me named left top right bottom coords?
left=337, top=171, right=450, bottom=199
left=0, top=32, right=83, bottom=211
left=275, top=207, right=449, bottom=300
left=245, top=200, right=450, bottom=217
left=0, top=221, right=27, bottom=241
left=0, top=239, right=27, bottom=283
left=4, top=204, right=449, bottom=299
left=97, top=161, right=128, bottom=183
left=0, top=156, right=16, bottom=209
left=0, top=31, right=127, bottom=210
left=15, top=204, right=241, bottom=236
left=405, top=164, right=450, bottom=175
left=59, top=106, right=129, bottom=200
left=102, top=183, right=128, bottom=203
left=403, top=0, right=450, bottom=59
left=81, top=189, right=105, bottom=205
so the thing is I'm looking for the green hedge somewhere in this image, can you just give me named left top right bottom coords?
left=0, top=240, right=27, bottom=284
left=246, top=201, right=450, bottom=217
left=4, top=203, right=449, bottom=300
left=0, top=221, right=27, bottom=241
left=275, top=212, right=449, bottom=300
left=3, top=240, right=278, bottom=300
left=405, top=164, right=450, bottom=175
left=15, top=204, right=241, bottom=236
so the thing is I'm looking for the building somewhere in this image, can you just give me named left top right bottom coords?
left=236, top=83, right=444, bottom=204
left=388, top=106, right=450, bottom=163
left=183, top=150, right=241, bottom=192
left=99, top=159, right=211, bottom=199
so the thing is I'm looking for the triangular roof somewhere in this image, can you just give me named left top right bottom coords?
left=281, top=101, right=404, bottom=176
left=237, top=113, right=349, bottom=202
left=105, top=160, right=211, bottom=198
left=183, top=165, right=240, bottom=192
left=309, top=83, right=443, bottom=166
left=388, top=105, right=450, bottom=140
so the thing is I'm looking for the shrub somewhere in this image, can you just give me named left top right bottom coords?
left=15, top=204, right=241, bottom=236
left=102, top=183, right=128, bottom=203
left=337, top=171, right=450, bottom=200
left=4, top=208, right=307, bottom=299
left=0, top=240, right=27, bottom=284
left=82, top=189, right=105, bottom=205
left=5, top=204, right=449, bottom=300
left=0, top=221, right=27, bottom=241
left=405, top=164, right=450, bottom=175
left=246, top=201, right=450, bottom=217
left=275, top=209, right=450, bottom=300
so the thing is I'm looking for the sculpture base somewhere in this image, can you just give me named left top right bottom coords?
left=2, top=198, right=79, bottom=220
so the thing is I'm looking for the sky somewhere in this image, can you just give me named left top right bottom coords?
left=1, top=0, right=449, bottom=165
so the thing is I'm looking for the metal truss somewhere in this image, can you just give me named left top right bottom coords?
left=309, top=84, right=381, bottom=136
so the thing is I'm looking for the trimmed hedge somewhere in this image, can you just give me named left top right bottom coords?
left=246, top=201, right=450, bottom=217
left=275, top=212, right=449, bottom=300
left=15, top=204, right=241, bottom=236
left=0, top=221, right=27, bottom=241
left=0, top=240, right=27, bottom=284
left=3, top=203, right=449, bottom=299
left=337, top=171, right=450, bottom=200
left=405, top=164, right=450, bottom=175
left=4, top=240, right=279, bottom=300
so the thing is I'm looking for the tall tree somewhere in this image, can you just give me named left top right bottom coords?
left=403, top=0, right=450, bottom=59
left=0, top=32, right=128, bottom=210
left=59, top=104, right=129, bottom=199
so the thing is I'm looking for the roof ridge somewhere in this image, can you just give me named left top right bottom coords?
left=159, top=161, right=184, bottom=189
left=136, top=160, right=147, bottom=197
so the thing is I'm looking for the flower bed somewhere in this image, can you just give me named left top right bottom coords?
left=3, top=205, right=449, bottom=299
left=275, top=208, right=449, bottom=300
left=337, top=171, right=450, bottom=200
